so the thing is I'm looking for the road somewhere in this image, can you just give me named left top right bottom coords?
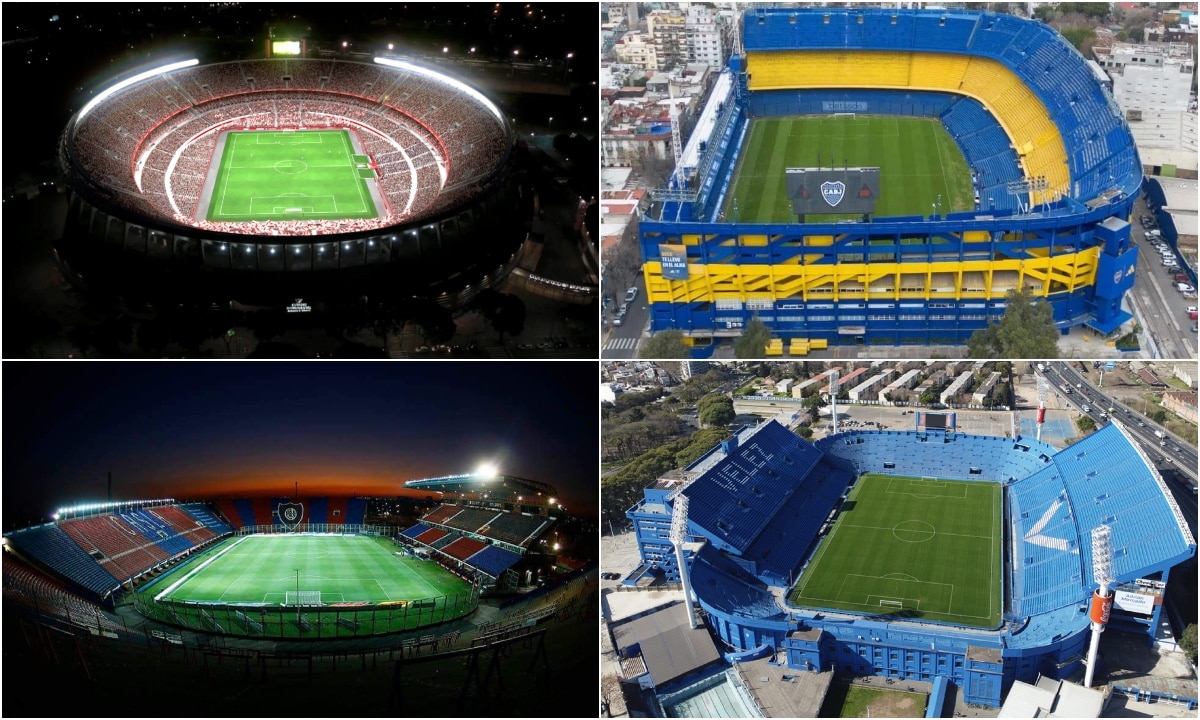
left=1037, top=363, right=1198, bottom=499
left=601, top=277, right=648, bottom=358
left=1126, top=201, right=1197, bottom=359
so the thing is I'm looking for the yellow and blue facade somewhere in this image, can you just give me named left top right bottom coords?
left=642, top=8, right=1142, bottom=348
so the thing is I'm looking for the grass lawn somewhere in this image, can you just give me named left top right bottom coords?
left=726, top=116, right=973, bottom=223
left=789, top=474, right=1001, bottom=628
left=204, top=129, right=378, bottom=222
left=820, top=683, right=928, bottom=718
left=156, top=533, right=464, bottom=604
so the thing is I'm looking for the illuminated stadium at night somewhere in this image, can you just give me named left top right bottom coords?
left=56, top=54, right=523, bottom=306
left=624, top=417, right=1194, bottom=708
left=3, top=475, right=592, bottom=714
left=2, top=361, right=598, bottom=716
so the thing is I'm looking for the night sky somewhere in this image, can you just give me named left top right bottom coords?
left=3, top=362, right=596, bottom=529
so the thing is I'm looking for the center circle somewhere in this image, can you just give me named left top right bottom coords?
left=893, top=519, right=936, bottom=543
left=275, top=159, right=308, bottom=174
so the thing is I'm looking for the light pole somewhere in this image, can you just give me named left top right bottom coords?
left=294, top=568, right=300, bottom=625
left=563, top=51, right=573, bottom=83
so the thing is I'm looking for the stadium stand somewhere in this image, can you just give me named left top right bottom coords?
left=3, top=556, right=124, bottom=633
left=179, top=503, right=234, bottom=535
left=118, top=509, right=195, bottom=556
left=402, top=523, right=432, bottom=540
left=479, top=513, right=550, bottom=548
left=442, top=537, right=488, bottom=563
left=416, top=527, right=449, bottom=546
left=251, top=498, right=275, bottom=527
left=464, top=545, right=522, bottom=578
left=308, top=497, right=329, bottom=524
left=150, top=505, right=219, bottom=544
left=59, top=516, right=168, bottom=581
left=3, top=525, right=121, bottom=597
left=443, top=508, right=501, bottom=534
left=215, top=499, right=256, bottom=529
left=345, top=498, right=367, bottom=526
left=423, top=505, right=462, bottom=525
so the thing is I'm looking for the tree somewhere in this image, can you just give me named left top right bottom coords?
left=600, top=674, right=622, bottom=718
left=1076, top=414, right=1097, bottom=433
left=967, top=288, right=1060, bottom=359
left=409, top=300, right=456, bottom=344
left=734, top=318, right=772, bottom=359
left=1148, top=407, right=1168, bottom=424
left=1060, top=26, right=1098, bottom=53
left=472, top=289, right=526, bottom=343
left=640, top=330, right=690, bottom=358
left=1181, top=623, right=1197, bottom=666
left=699, top=395, right=735, bottom=428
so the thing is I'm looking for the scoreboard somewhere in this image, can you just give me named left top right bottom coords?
left=267, top=39, right=306, bottom=58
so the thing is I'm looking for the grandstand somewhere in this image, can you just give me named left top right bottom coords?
left=56, top=57, right=525, bottom=307
left=625, top=419, right=1194, bottom=707
left=396, top=473, right=564, bottom=592
left=639, top=8, right=1142, bottom=348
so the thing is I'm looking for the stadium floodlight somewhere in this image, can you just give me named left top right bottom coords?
left=475, top=462, right=498, bottom=480
left=374, top=57, right=504, bottom=125
left=77, top=59, right=199, bottom=121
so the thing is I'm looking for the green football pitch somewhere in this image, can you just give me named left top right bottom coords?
left=788, top=474, right=1001, bottom=628
left=204, top=130, right=379, bottom=222
left=154, top=534, right=468, bottom=605
left=726, top=116, right=974, bottom=223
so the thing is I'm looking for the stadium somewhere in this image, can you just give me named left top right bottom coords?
left=2, top=475, right=594, bottom=714
left=623, top=417, right=1195, bottom=708
left=55, top=56, right=525, bottom=307
left=639, top=8, right=1142, bottom=348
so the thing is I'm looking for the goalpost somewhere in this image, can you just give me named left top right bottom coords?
left=921, top=476, right=938, bottom=483
left=285, top=590, right=322, bottom=606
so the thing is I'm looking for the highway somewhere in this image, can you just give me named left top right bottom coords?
left=1036, top=362, right=1197, bottom=534
left=1125, top=201, right=1197, bottom=360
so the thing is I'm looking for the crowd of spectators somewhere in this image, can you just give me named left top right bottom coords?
left=65, top=58, right=512, bottom=237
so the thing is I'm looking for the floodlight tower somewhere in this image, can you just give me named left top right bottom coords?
left=669, top=493, right=698, bottom=629
left=1036, top=376, right=1049, bottom=443
left=1084, top=525, right=1114, bottom=688
left=669, top=103, right=683, bottom=190
left=830, top=370, right=840, bottom=435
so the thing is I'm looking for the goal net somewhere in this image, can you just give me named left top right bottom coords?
left=285, top=590, right=322, bottom=606
left=921, top=476, right=938, bottom=483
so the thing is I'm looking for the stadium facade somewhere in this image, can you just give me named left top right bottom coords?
left=640, top=9, right=1143, bottom=348
left=56, top=57, right=525, bottom=307
left=624, top=420, right=1195, bottom=707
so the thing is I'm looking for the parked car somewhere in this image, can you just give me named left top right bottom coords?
left=625, top=286, right=638, bottom=303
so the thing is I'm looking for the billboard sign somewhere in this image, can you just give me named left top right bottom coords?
left=1113, top=590, right=1155, bottom=615
left=659, top=244, right=689, bottom=280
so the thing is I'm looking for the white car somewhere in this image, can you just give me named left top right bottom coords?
left=1177, top=284, right=1195, bottom=293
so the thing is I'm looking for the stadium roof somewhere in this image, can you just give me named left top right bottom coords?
left=610, top=602, right=721, bottom=689
left=403, top=473, right=558, bottom=498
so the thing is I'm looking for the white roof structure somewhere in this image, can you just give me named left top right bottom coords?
left=677, top=70, right=733, bottom=173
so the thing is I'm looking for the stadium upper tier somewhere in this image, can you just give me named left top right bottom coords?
left=61, top=58, right=511, bottom=237
left=741, top=9, right=1139, bottom=204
